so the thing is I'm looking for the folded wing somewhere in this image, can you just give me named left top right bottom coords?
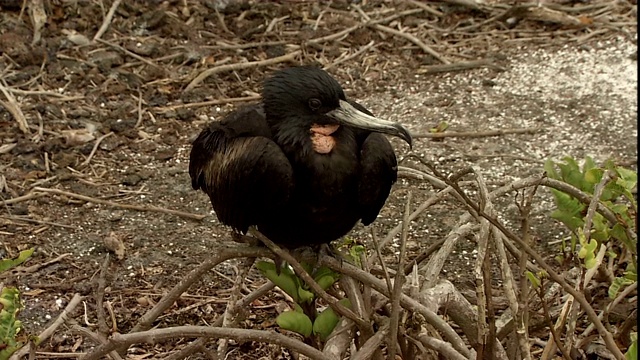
left=189, top=105, right=294, bottom=233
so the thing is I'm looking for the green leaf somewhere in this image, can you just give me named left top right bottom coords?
left=276, top=311, right=312, bottom=337
left=429, top=121, right=449, bottom=133
left=544, top=159, right=560, bottom=179
left=611, top=224, right=635, bottom=251
left=591, top=214, right=609, bottom=242
left=297, top=288, right=314, bottom=304
left=0, top=249, right=34, bottom=273
left=525, top=271, right=540, bottom=288
left=558, top=158, right=584, bottom=190
left=616, top=167, right=637, bottom=190
left=584, top=168, right=603, bottom=188
left=0, top=286, right=24, bottom=358
left=582, top=156, right=597, bottom=174
left=256, top=261, right=300, bottom=303
left=312, top=299, right=351, bottom=341
left=313, top=266, right=340, bottom=291
left=550, top=189, right=585, bottom=230
left=625, top=332, right=637, bottom=360
left=608, top=277, right=634, bottom=299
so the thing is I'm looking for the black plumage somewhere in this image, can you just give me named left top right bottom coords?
left=189, top=66, right=412, bottom=248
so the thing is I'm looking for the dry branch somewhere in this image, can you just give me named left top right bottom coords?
left=93, top=0, right=123, bottom=41
left=82, top=326, right=327, bottom=360
left=0, top=81, right=29, bottom=134
left=320, top=256, right=473, bottom=359
left=185, top=51, right=301, bottom=91
left=32, top=187, right=207, bottom=221
left=10, top=294, right=84, bottom=360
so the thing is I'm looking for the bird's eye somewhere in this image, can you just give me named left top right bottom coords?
left=308, top=98, right=322, bottom=111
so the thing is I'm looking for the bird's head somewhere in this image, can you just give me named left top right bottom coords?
left=262, top=66, right=412, bottom=148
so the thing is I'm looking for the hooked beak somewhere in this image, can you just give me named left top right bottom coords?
left=328, top=100, right=413, bottom=148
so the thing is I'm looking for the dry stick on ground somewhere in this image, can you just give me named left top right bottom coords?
left=0, top=215, right=77, bottom=230
left=319, top=256, right=473, bottom=359
left=350, top=320, right=390, bottom=360
left=334, top=277, right=369, bottom=356
left=95, top=39, right=163, bottom=70
left=536, top=281, right=573, bottom=360
left=583, top=281, right=638, bottom=339
left=5, top=253, right=71, bottom=277
left=0, top=81, right=29, bottom=134
left=402, top=166, right=633, bottom=265
left=131, top=246, right=272, bottom=334
left=80, top=132, right=113, bottom=168
left=416, top=334, right=468, bottom=360
left=216, top=257, right=256, bottom=358
left=322, top=317, right=356, bottom=359
left=185, top=51, right=301, bottom=92
left=412, top=127, right=540, bottom=139
left=9, top=294, right=84, bottom=360
left=492, top=225, right=531, bottom=359
left=323, top=41, right=377, bottom=71
left=371, top=24, right=450, bottom=64
left=514, top=184, right=538, bottom=360
left=162, top=281, right=276, bottom=360
left=436, top=173, right=626, bottom=359
left=154, top=95, right=261, bottom=113
left=249, top=228, right=370, bottom=330
left=388, top=192, right=412, bottom=360
left=307, top=8, right=424, bottom=47
left=83, top=326, right=327, bottom=360
left=32, top=187, right=207, bottom=221
left=418, top=280, right=500, bottom=359
left=93, top=0, right=122, bottom=41
left=95, top=255, right=111, bottom=337
left=71, top=325, right=124, bottom=360
left=186, top=7, right=424, bottom=92
left=407, top=0, right=445, bottom=17
left=418, top=59, right=507, bottom=74
left=101, top=246, right=273, bottom=357
left=473, top=167, right=493, bottom=359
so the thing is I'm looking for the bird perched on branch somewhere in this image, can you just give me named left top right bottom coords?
left=189, top=66, right=412, bottom=249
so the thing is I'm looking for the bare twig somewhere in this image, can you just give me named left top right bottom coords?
left=418, top=59, right=506, bottom=74
left=185, top=51, right=301, bottom=92
left=412, top=127, right=540, bottom=139
left=93, top=0, right=122, bottom=41
left=82, top=326, right=327, bottom=360
left=95, top=255, right=111, bottom=337
left=320, top=256, right=473, bottom=359
left=350, top=320, right=390, bottom=360
left=370, top=24, right=449, bottom=64
left=80, top=132, right=113, bottom=168
left=536, top=282, right=573, bottom=360
left=10, top=294, right=84, bottom=360
left=32, top=187, right=207, bottom=221
left=435, top=171, right=626, bottom=359
left=0, top=81, right=29, bottom=134
left=415, top=333, right=468, bottom=360
left=388, top=192, right=412, bottom=360
left=95, top=38, right=163, bottom=69
left=154, top=95, right=261, bottom=113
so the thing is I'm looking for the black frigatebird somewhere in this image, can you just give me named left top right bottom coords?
left=189, top=66, right=412, bottom=249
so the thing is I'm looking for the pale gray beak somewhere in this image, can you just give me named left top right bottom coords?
left=328, top=100, right=413, bottom=148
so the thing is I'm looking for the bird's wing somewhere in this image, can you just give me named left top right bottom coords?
left=189, top=105, right=294, bottom=233
left=358, top=132, right=399, bottom=226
